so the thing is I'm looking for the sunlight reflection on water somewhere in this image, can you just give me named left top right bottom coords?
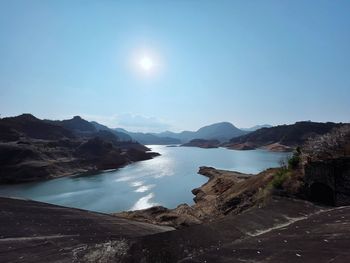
left=134, top=184, right=155, bottom=193
left=131, top=192, right=158, bottom=210
left=0, top=145, right=291, bottom=213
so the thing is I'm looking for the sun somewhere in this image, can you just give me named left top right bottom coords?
left=139, top=56, right=153, bottom=71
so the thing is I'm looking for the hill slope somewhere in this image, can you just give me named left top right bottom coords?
left=91, top=121, right=132, bottom=141
left=226, top=121, right=344, bottom=151
left=0, top=114, right=158, bottom=183
left=0, top=114, right=75, bottom=141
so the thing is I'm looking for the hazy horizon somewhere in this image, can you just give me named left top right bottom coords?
left=1, top=1, right=349, bottom=132
left=0, top=112, right=346, bottom=134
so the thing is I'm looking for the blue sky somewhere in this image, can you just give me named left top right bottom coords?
left=0, top=0, right=349, bottom=132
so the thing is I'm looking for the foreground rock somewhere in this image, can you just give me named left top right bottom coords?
left=0, top=197, right=173, bottom=263
left=124, top=197, right=350, bottom=263
left=4, top=196, right=350, bottom=263
left=116, top=166, right=275, bottom=228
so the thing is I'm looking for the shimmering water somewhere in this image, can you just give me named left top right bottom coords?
left=0, top=145, right=290, bottom=213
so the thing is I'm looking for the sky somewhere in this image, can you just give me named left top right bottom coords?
left=0, top=0, right=349, bottom=132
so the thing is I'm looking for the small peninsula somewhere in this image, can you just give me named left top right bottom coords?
left=0, top=114, right=159, bottom=183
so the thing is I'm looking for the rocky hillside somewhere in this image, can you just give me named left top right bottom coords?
left=90, top=121, right=132, bottom=141
left=46, top=116, right=131, bottom=141
left=0, top=114, right=158, bottom=183
left=302, top=124, right=350, bottom=161
left=0, top=114, right=75, bottom=141
left=226, top=121, right=344, bottom=151
left=248, top=124, right=350, bottom=206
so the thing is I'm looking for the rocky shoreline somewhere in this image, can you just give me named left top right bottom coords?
left=116, top=166, right=276, bottom=228
left=0, top=139, right=159, bottom=184
left=181, top=139, right=294, bottom=152
left=226, top=142, right=293, bottom=152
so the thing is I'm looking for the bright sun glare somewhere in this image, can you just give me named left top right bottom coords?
left=139, top=56, right=153, bottom=71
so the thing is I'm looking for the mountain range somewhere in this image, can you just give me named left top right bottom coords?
left=154, top=122, right=248, bottom=143
left=114, top=122, right=249, bottom=145
left=45, top=117, right=249, bottom=145
left=1, top=114, right=348, bottom=183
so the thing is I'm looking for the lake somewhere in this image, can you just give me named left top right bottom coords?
left=0, top=145, right=290, bottom=213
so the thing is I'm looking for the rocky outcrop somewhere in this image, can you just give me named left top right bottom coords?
left=116, top=205, right=202, bottom=228
left=304, top=157, right=350, bottom=206
left=116, top=166, right=276, bottom=228
left=181, top=139, right=220, bottom=148
left=300, top=125, right=350, bottom=206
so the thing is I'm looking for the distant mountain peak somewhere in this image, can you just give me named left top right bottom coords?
left=16, top=113, right=38, bottom=121
left=151, top=121, right=247, bottom=143
left=59, top=116, right=96, bottom=132
left=197, top=122, right=238, bottom=130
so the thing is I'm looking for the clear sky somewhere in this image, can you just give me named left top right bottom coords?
left=0, top=0, right=349, bottom=132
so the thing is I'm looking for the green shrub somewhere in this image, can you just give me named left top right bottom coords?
left=272, top=168, right=289, bottom=189
left=288, top=150, right=300, bottom=170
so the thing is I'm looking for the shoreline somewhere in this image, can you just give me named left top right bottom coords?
left=0, top=150, right=160, bottom=185
left=115, top=166, right=277, bottom=228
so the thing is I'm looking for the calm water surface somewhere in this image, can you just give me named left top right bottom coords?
left=0, top=146, right=290, bottom=213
